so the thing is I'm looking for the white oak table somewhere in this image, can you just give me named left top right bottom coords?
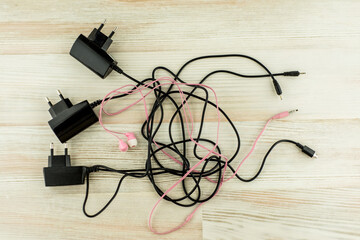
left=0, top=1, right=359, bottom=239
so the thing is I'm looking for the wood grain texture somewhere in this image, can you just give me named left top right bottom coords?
left=0, top=0, right=359, bottom=239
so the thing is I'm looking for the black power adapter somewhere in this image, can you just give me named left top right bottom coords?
left=46, top=90, right=98, bottom=143
left=70, top=20, right=120, bottom=78
left=43, top=143, right=86, bottom=186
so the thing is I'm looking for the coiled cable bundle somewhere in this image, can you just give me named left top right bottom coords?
left=84, top=54, right=314, bottom=234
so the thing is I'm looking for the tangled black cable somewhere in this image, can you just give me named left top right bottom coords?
left=83, top=54, right=304, bottom=217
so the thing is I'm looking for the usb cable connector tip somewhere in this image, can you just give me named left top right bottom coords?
left=296, top=143, right=318, bottom=159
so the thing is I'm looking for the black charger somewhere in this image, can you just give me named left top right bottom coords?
left=70, top=20, right=120, bottom=79
left=43, top=143, right=86, bottom=186
left=46, top=90, right=98, bottom=143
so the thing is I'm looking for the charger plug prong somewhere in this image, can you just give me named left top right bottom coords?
left=50, top=142, right=54, bottom=159
left=45, top=97, right=53, bottom=107
left=57, top=90, right=64, bottom=100
left=109, top=26, right=117, bottom=38
left=98, top=19, right=106, bottom=31
left=64, top=143, right=68, bottom=156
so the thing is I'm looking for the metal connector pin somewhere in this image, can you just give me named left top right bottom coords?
left=57, top=90, right=64, bottom=100
left=109, top=26, right=117, bottom=38
left=45, top=97, right=53, bottom=107
left=64, top=143, right=68, bottom=156
left=50, top=142, right=54, bottom=158
left=99, top=19, right=106, bottom=31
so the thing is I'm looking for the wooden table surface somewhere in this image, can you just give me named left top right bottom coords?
left=1, top=0, right=359, bottom=239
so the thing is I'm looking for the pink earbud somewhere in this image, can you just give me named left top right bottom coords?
left=125, top=132, right=137, bottom=148
left=118, top=139, right=129, bottom=152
